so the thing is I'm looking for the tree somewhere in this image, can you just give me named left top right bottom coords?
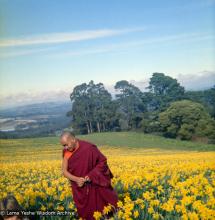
left=68, top=83, right=92, bottom=134
left=204, top=86, right=215, bottom=118
left=87, top=81, right=113, bottom=132
left=159, top=100, right=215, bottom=141
left=147, top=73, right=185, bottom=111
left=148, top=72, right=185, bottom=97
left=185, top=85, right=215, bottom=118
left=114, top=80, right=144, bottom=130
left=68, top=81, right=114, bottom=134
left=139, top=73, right=185, bottom=133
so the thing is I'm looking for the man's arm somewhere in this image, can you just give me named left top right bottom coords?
left=85, top=146, right=113, bottom=187
left=62, top=157, right=85, bottom=187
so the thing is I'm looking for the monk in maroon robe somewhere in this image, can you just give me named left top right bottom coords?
left=60, top=131, right=118, bottom=220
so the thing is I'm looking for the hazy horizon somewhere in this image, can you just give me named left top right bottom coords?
left=0, top=70, right=214, bottom=109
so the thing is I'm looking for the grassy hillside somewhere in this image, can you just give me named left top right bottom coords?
left=0, top=132, right=215, bottom=154
left=81, top=132, right=215, bottom=151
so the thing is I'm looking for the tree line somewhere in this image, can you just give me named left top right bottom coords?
left=67, top=73, right=215, bottom=143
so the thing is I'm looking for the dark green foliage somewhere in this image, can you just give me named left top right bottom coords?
left=139, top=73, right=186, bottom=134
left=148, top=73, right=185, bottom=97
left=114, top=80, right=144, bottom=130
left=140, top=111, right=162, bottom=133
left=68, top=81, right=115, bottom=134
left=159, top=100, right=215, bottom=140
left=146, top=73, right=185, bottom=111
left=67, top=74, right=214, bottom=143
left=185, top=85, right=215, bottom=118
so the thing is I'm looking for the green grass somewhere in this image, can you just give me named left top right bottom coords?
left=0, top=132, right=215, bottom=152
left=81, top=132, right=215, bottom=151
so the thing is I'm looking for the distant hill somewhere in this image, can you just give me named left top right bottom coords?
left=0, top=102, right=72, bottom=138
left=0, top=101, right=71, bottom=117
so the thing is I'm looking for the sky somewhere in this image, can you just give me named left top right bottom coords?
left=0, top=0, right=215, bottom=107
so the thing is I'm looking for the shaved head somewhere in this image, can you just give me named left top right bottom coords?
left=60, top=131, right=75, bottom=140
left=60, top=131, right=77, bottom=151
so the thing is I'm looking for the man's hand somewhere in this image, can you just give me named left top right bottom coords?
left=84, top=176, right=91, bottom=182
left=75, top=177, right=85, bottom=187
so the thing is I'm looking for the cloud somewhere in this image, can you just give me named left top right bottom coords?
left=128, top=71, right=215, bottom=92
left=0, top=90, right=71, bottom=109
left=52, top=47, right=114, bottom=57
left=51, top=32, right=215, bottom=58
left=0, top=28, right=144, bottom=48
left=105, top=71, right=215, bottom=94
left=129, top=79, right=149, bottom=91
left=177, top=70, right=215, bottom=91
left=1, top=31, right=213, bottom=59
left=0, top=47, right=56, bottom=58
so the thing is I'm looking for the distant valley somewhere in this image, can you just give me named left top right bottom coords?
left=0, top=102, right=72, bottom=138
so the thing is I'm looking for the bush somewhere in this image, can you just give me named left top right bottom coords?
left=159, top=100, right=215, bottom=141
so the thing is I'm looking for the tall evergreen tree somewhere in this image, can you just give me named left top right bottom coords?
left=146, top=72, right=185, bottom=111
left=68, top=81, right=114, bottom=134
left=114, top=80, right=144, bottom=130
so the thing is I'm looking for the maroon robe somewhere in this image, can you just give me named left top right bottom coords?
left=62, top=140, right=118, bottom=220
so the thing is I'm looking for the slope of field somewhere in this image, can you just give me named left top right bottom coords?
left=81, top=132, right=215, bottom=151
left=0, top=133, right=215, bottom=219
left=1, top=132, right=214, bottom=157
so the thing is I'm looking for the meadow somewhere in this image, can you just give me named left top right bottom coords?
left=0, top=132, right=215, bottom=219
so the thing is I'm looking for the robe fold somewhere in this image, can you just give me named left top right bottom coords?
left=62, top=140, right=118, bottom=220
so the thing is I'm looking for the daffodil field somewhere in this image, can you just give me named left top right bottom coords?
left=0, top=137, right=215, bottom=220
